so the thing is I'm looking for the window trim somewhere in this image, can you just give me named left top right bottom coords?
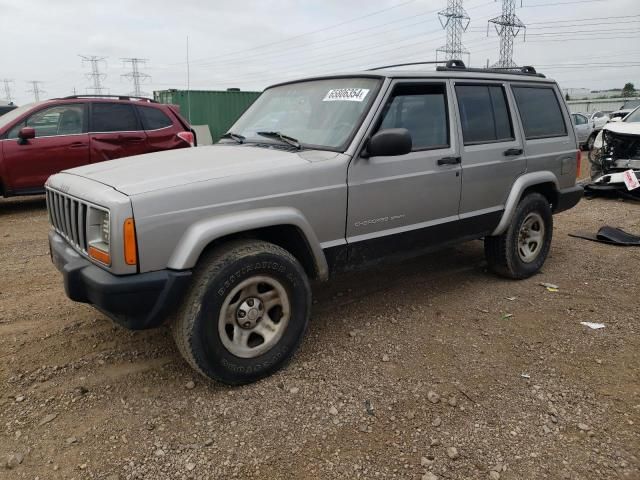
left=511, top=84, right=568, bottom=140
left=88, top=101, right=143, bottom=134
left=454, top=82, right=516, bottom=146
left=373, top=81, right=451, bottom=153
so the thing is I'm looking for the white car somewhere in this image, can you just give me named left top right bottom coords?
left=586, top=111, right=609, bottom=130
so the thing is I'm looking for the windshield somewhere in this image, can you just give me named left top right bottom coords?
left=0, top=102, right=39, bottom=131
left=622, top=99, right=640, bottom=109
left=624, top=106, right=640, bottom=123
left=227, top=77, right=381, bottom=150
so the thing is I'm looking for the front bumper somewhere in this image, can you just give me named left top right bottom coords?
left=554, top=185, right=583, bottom=214
left=49, top=231, right=191, bottom=330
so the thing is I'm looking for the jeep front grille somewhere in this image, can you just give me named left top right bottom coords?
left=46, top=189, right=90, bottom=253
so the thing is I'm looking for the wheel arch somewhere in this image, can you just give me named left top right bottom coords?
left=492, top=172, right=559, bottom=236
left=167, top=207, right=329, bottom=281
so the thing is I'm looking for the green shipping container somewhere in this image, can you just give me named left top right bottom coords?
left=153, top=89, right=262, bottom=142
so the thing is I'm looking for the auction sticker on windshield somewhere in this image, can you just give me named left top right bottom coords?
left=323, top=88, right=370, bottom=102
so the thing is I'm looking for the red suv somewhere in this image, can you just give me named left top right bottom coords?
left=0, top=95, right=195, bottom=197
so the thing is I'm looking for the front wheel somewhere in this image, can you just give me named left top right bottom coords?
left=484, top=193, right=553, bottom=279
left=586, top=132, right=597, bottom=151
left=172, top=240, right=311, bottom=385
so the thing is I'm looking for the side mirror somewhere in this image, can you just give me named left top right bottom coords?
left=18, top=127, right=36, bottom=144
left=364, top=128, right=412, bottom=158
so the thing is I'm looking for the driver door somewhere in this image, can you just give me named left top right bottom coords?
left=3, top=103, right=89, bottom=192
left=346, top=80, right=462, bottom=264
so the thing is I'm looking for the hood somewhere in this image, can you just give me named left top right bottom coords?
left=602, top=122, right=640, bottom=136
left=63, top=145, right=314, bottom=196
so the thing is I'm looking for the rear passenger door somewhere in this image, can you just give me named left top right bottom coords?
left=453, top=82, right=525, bottom=219
left=510, top=84, right=576, bottom=188
left=89, top=102, right=148, bottom=163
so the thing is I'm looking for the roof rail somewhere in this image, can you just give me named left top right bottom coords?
left=436, top=63, right=545, bottom=78
left=60, top=94, right=157, bottom=102
left=367, top=60, right=455, bottom=71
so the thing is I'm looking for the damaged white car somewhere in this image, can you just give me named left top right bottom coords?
left=589, top=109, right=640, bottom=197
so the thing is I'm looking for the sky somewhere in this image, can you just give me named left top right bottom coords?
left=1, top=0, right=639, bottom=105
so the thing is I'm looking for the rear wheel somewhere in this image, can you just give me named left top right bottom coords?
left=484, top=193, right=553, bottom=279
left=172, top=240, right=311, bottom=385
left=586, top=132, right=596, bottom=151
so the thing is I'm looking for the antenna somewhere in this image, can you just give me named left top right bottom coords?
left=186, top=36, right=192, bottom=123
left=436, top=0, right=470, bottom=63
left=488, top=0, right=526, bottom=68
left=2, top=79, right=14, bottom=102
left=121, top=57, right=151, bottom=97
left=79, top=55, right=108, bottom=94
left=27, top=81, right=45, bottom=102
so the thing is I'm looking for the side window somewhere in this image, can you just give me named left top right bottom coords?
left=594, top=112, right=603, bottom=118
left=8, top=104, right=85, bottom=139
left=455, top=84, right=513, bottom=144
left=137, top=106, right=173, bottom=130
left=512, top=86, right=567, bottom=139
left=377, top=83, right=449, bottom=150
left=91, top=103, right=140, bottom=132
left=574, top=114, right=587, bottom=125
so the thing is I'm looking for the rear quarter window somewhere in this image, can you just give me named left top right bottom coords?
left=137, top=106, right=173, bottom=130
left=512, top=86, right=567, bottom=139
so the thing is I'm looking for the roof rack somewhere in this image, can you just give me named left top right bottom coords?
left=60, top=94, right=157, bottom=102
left=367, top=60, right=454, bottom=71
left=367, top=59, right=544, bottom=77
left=436, top=61, right=545, bottom=78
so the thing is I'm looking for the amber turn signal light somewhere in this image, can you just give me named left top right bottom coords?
left=123, top=218, right=138, bottom=266
left=88, top=246, right=111, bottom=265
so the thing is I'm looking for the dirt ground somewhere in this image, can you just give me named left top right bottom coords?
left=1, top=184, right=639, bottom=479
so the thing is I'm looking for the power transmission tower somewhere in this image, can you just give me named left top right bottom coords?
left=79, top=55, right=108, bottom=95
left=121, top=58, right=151, bottom=97
left=2, top=79, right=14, bottom=102
left=27, top=81, right=45, bottom=102
left=436, top=0, right=470, bottom=62
left=488, top=0, right=526, bottom=68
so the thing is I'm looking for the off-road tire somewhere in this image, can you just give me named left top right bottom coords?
left=171, top=239, right=311, bottom=385
left=484, top=193, right=553, bottom=279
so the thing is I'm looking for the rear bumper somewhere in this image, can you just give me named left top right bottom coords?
left=554, top=185, right=583, bottom=214
left=49, top=231, right=191, bottom=330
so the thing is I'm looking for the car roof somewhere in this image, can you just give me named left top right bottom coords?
left=269, top=67, right=556, bottom=89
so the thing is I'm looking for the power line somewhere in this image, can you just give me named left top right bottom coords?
left=121, top=58, right=151, bottom=97
left=26, top=81, right=45, bottom=102
left=437, top=0, right=471, bottom=61
left=79, top=55, right=108, bottom=95
left=2, top=79, right=14, bottom=102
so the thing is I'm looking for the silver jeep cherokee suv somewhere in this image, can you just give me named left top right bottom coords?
left=46, top=61, right=583, bottom=384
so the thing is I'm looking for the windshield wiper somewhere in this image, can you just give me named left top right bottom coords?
left=220, top=132, right=245, bottom=144
left=256, top=131, right=301, bottom=150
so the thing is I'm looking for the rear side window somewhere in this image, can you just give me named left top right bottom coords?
left=91, top=103, right=139, bottom=132
left=137, top=106, right=173, bottom=130
left=455, top=84, right=513, bottom=144
left=378, top=83, right=449, bottom=150
left=512, top=86, right=567, bottom=139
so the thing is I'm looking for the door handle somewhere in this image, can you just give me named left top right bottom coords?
left=125, top=136, right=145, bottom=143
left=437, top=156, right=461, bottom=166
left=69, top=142, right=88, bottom=149
left=503, top=148, right=523, bottom=156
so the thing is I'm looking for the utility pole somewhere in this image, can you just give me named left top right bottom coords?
left=2, top=79, right=14, bottom=102
left=27, top=81, right=45, bottom=102
left=121, top=57, right=151, bottom=97
left=79, top=55, right=108, bottom=95
left=436, top=0, right=470, bottom=62
left=488, top=0, right=526, bottom=68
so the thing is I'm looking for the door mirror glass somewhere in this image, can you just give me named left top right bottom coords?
left=18, top=127, right=36, bottom=140
left=366, top=128, right=412, bottom=157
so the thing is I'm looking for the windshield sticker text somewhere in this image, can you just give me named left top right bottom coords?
left=323, top=88, right=370, bottom=102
